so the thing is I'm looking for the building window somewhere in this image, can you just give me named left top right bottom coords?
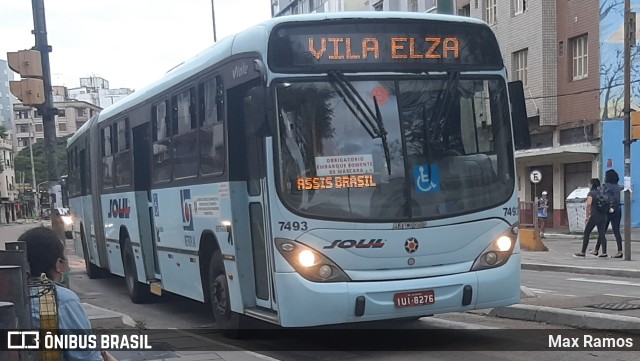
left=572, top=35, right=588, bottom=80
left=59, top=123, right=67, bottom=132
left=58, top=109, right=66, bottom=118
left=514, top=0, right=525, bottom=15
left=513, top=49, right=528, bottom=86
left=18, top=125, right=29, bottom=133
left=77, top=108, right=86, bottom=117
left=34, top=109, right=42, bottom=118
left=458, top=4, right=471, bottom=16
left=373, top=0, right=383, bottom=11
left=35, top=124, right=43, bottom=132
left=409, top=0, right=418, bottom=12
left=15, top=110, right=29, bottom=119
left=485, top=0, right=497, bottom=25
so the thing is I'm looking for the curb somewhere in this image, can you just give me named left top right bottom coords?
left=82, top=302, right=137, bottom=329
left=490, top=304, right=640, bottom=331
left=522, top=262, right=640, bottom=278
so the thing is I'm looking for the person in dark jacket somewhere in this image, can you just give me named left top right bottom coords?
left=574, top=178, right=608, bottom=258
left=591, top=169, right=623, bottom=258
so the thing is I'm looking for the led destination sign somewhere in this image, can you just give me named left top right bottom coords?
left=269, top=20, right=503, bottom=73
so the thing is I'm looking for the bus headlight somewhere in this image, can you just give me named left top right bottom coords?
left=275, top=238, right=351, bottom=282
left=470, top=224, right=517, bottom=271
left=298, top=250, right=316, bottom=267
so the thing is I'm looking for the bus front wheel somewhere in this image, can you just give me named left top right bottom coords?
left=208, top=250, right=245, bottom=338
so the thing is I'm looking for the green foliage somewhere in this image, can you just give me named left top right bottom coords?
left=14, top=136, right=70, bottom=185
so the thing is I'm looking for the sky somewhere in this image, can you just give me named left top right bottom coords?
left=0, top=0, right=272, bottom=91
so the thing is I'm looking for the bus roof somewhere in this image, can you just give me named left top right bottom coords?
left=68, top=12, right=490, bottom=147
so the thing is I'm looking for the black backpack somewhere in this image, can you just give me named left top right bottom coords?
left=594, top=190, right=610, bottom=213
left=601, top=184, right=618, bottom=213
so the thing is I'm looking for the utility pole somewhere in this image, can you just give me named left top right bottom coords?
left=211, top=0, right=217, bottom=42
left=28, top=122, right=38, bottom=218
left=31, top=0, right=64, bottom=240
left=623, top=0, right=635, bottom=261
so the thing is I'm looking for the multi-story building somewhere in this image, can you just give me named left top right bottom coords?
left=67, top=76, right=133, bottom=109
left=0, top=133, right=17, bottom=223
left=0, top=59, right=15, bottom=132
left=272, top=0, right=440, bottom=15
left=13, top=98, right=101, bottom=152
left=1, top=59, right=18, bottom=222
left=270, top=0, right=640, bottom=229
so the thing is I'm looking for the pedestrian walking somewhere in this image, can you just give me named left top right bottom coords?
left=574, top=178, right=608, bottom=258
left=537, top=191, right=549, bottom=236
left=591, top=169, right=623, bottom=258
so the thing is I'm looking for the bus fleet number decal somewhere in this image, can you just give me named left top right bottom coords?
left=503, top=207, right=518, bottom=217
left=279, top=221, right=308, bottom=231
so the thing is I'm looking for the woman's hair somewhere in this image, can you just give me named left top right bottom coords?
left=18, top=227, right=64, bottom=278
left=590, top=178, right=601, bottom=190
left=604, top=169, right=620, bottom=184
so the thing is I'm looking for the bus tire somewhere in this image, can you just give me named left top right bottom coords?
left=208, top=250, right=246, bottom=338
left=123, top=238, right=152, bottom=304
left=81, top=230, right=103, bottom=279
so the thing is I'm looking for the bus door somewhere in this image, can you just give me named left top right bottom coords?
left=228, top=77, right=275, bottom=311
left=132, top=123, right=161, bottom=279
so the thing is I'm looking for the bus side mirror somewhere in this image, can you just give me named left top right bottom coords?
left=246, top=86, right=271, bottom=137
left=508, top=80, right=531, bottom=150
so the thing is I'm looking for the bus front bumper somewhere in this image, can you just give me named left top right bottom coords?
left=273, top=253, right=520, bottom=328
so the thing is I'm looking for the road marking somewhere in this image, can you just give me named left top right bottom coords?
left=568, top=278, right=640, bottom=287
left=604, top=293, right=637, bottom=298
left=526, top=288, right=576, bottom=297
left=426, top=317, right=500, bottom=329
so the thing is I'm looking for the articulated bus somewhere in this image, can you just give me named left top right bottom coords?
left=67, top=12, right=531, bottom=333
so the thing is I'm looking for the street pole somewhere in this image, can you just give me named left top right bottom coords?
left=211, top=0, right=217, bottom=42
left=31, top=0, right=64, bottom=240
left=28, top=122, right=38, bottom=218
left=623, top=0, right=632, bottom=261
left=436, top=0, right=455, bottom=15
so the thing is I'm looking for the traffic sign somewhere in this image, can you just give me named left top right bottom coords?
left=530, top=170, right=542, bottom=184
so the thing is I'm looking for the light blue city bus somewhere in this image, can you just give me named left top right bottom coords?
left=67, top=12, right=531, bottom=335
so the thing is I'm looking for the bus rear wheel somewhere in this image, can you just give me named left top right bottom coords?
left=208, top=250, right=246, bottom=338
left=81, top=229, right=103, bottom=279
left=123, top=238, right=152, bottom=304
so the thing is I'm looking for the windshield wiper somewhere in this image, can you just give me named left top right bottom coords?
left=328, top=71, right=392, bottom=175
left=429, top=71, right=460, bottom=149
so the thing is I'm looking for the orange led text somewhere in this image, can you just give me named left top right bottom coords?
left=296, top=175, right=377, bottom=190
left=308, top=36, right=459, bottom=61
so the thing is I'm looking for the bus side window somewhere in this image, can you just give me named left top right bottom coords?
left=199, top=76, right=225, bottom=176
left=172, top=88, right=199, bottom=179
left=114, top=118, right=132, bottom=187
left=101, top=126, right=114, bottom=190
left=152, top=101, right=172, bottom=183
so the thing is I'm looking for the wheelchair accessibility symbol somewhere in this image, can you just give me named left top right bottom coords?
left=413, top=164, right=441, bottom=193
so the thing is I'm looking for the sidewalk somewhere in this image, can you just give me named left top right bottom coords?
left=486, top=230, right=640, bottom=330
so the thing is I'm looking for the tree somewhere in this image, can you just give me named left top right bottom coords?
left=14, top=135, right=70, bottom=185
left=600, top=0, right=624, bottom=21
left=600, top=47, right=640, bottom=119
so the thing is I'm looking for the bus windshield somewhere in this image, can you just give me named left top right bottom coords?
left=276, top=75, right=514, bottom=221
